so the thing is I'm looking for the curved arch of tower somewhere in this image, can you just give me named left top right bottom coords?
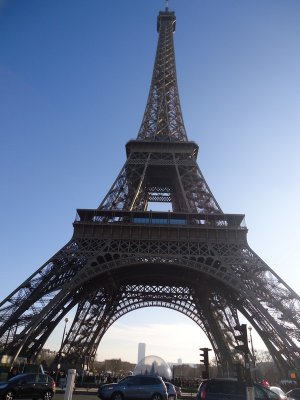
left=0, top=6, right=299, bottom=379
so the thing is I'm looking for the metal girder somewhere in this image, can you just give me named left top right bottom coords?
left=98, top=144, right=221, bottom=212
left=55, top=282, right=240, bottom=371
left=1, top=218, right=299, bottom=375
left=0, top=6, right=300, bottom=381
left=138, top=10, right=187, bottom=141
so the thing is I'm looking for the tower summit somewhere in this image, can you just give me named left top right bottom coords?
left=0, top=6, right=299, bottom=377
left=98, top=5, right=221, bottom=213
left=138, top=6, right=184, bottom=141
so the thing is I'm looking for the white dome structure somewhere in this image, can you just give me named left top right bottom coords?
left=133, top=355, right=172, bottom=380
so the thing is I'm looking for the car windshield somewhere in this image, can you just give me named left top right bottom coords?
left=118, top=376, right=132, bottom=384
left=288, top=389, right=300, bottom=396
left=8, top=374, right=26, bottom=382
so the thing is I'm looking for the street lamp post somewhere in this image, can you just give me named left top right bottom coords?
left=56, top=318, right=68, bottom=382
left=248, top=326, right=257, bottom=382
left=60, top=318, right=69, bottom=354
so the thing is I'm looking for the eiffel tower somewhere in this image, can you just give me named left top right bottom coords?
left=1, top=5, right=300, bottom=377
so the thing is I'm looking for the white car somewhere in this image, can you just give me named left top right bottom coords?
left=270, top=386, right=288, bottom=400
left=165, top=382, right=177, bottom=400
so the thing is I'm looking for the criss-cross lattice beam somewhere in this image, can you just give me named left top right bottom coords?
left=0, top=6, right=299, bottom=380
left=137, top=10, right=187, bottom=141
left=98, top=143, right=222, bottom=212
left=58, top=283, right=239, bottom=370
left=1, top=228, right=300, bottom=374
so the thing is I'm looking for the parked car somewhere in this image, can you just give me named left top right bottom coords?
left=286, top=388, right=300, bottom=400
left=0, top=373, right=55, bottom=400
left=196, top=378, right=281, bottom=400
left=165, top=382, right=177, bottom=400
left=97, top=374, right=168, bottom=400
left=270, top=386, right=288, bottom=400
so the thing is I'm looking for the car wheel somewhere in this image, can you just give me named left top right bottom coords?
left=4, top=392, right=14, bottom=400
left=111, top=392, right=123, bottom=400
left=151, top=394, right=162, bottom=400
left=43, top=391, right=53, bottom=400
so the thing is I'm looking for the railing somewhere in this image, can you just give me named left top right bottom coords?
left=74, top=209, right=246, bottom=229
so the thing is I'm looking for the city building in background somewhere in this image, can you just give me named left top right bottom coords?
left=138, top=343, right=146, bottom=364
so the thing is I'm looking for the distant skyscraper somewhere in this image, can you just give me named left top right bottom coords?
left=178, top=358, right=182, bottom=365
left=138, top=343, right=146, bottom=363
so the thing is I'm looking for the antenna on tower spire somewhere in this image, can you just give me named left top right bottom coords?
left=165, top=0, right=169, bottom=11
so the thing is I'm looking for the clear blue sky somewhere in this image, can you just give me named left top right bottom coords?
left=1, top=0, right=299, bottom=364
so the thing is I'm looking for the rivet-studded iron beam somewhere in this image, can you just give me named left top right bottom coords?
left=137, top=10, right=187, bottom=141
left=0, top=6, right=299, bottom=378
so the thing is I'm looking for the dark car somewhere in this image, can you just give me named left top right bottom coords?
left=97, top=374, right=168, bottom=400
left=196, top=378, right=281, bottom=400
left=0, top=373, right=55, bottom=400
left=287, top=388, right=300, bottom=400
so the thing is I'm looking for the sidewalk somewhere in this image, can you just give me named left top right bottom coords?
left=56, top=388, right=98, bottom=395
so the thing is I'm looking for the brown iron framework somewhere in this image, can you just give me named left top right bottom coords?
left=0, top=7, right=299, bottom=377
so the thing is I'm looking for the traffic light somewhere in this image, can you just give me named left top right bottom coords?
left=234, top=324, right=249, bottom=354
left=200, top=348, right=209, bottom=367
left=200, top=347, right=211, bottom=379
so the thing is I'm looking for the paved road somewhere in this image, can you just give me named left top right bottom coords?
left=55, top=388, right=196, bottom=399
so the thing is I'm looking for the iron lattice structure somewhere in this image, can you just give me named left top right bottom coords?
left=1, top=8, right=300, bottom=377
